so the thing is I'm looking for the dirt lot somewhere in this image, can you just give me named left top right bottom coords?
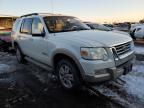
left=0, top=51, right=144, bottom=108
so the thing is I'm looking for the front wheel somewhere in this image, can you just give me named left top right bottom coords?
left=56, top=59, right=81, bottom=90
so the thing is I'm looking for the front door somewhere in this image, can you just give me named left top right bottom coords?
left=30, top=17, right=49, bottom=64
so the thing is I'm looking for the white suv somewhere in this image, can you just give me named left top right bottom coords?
left=11, top=13, right=135, bottom=90
left=133, top=25, right=144, bottom=39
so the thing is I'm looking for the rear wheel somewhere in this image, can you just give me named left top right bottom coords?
left=15, top=45, right=26, bottom=64
left=56, top=59, right=81, bottom=90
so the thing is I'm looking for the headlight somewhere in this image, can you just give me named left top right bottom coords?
left=80, top=47, right=109, bottom=61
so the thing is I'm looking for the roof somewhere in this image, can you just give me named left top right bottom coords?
left=39, top=13, right=64, bottom=16
left=20, top=13, right=73, bottom=18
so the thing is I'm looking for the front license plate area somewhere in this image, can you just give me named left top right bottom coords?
left=123, top=62, right=133, bottom=75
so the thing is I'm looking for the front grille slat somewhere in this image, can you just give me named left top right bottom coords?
left=113, top=42, right=131, bottom=57
left=117, top=48, right=131, bottom=55
left=116, top=45, right=131, bottom=53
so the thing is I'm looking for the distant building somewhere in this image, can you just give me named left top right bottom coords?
left=0, top=14, right=18, bottom=30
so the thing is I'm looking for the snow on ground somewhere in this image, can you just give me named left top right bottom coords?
left=0, top=52, right=17, bottom=74
left=91, top=60, right=144, bottom=108
left=135, top=45, right=144, bottom=54
left=121, top=61, right=144, bottom=105
left=0, top=64, right=10, bottom=72
left=123, top=76, right=144, bottom=101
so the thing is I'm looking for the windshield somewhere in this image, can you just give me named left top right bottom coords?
left=44, top=16, right=90, bottom=33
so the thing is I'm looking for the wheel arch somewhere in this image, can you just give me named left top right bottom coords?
left=52, top=50, right=85, bottom=79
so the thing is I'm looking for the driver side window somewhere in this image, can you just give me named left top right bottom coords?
left=32, top=18, right=45, bottom=35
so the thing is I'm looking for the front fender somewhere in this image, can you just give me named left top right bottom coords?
left=51, top=48, right=85, bottom=78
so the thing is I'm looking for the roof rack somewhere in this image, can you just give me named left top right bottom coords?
left=20, top=13, right=38, bottom=18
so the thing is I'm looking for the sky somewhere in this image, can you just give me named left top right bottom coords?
left=0, top=0, right=144, bottom=23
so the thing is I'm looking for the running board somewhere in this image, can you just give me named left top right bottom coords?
left=25, top=57, right=53, bottom=72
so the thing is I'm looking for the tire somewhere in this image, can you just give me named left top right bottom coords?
left=56, top=59, right=81, bottom=90
left=15, top=45, right=26, bottom=64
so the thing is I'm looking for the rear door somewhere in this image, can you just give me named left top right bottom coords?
left=18, top=18, right=33, bottom=56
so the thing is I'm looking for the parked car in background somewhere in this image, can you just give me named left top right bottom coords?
left=113, top=22, right=131, bottom=32
left=0, top=14, right=17, bottom=51
left=0, top=14, right=17, bottom=29
left=84, top=22, right=112, bottom=31
left=103, top=24, right=113, bottom=28
left=132, top=25, right=144, bottom=39
left=84, top=22, right=130, bottom=36
left=130, top=23, right=143, bottom=32
left=12, top=13, right=135, bottom=91
left=0, top=27, right=5, bottom=29
left=0, top=29, right=12, bottom=51
left=130, top=24, right=144, bottom=39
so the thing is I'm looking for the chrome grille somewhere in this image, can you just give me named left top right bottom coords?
left=113, top=42, right=131, bottom=56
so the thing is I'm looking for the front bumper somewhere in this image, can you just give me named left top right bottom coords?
left=80, top=53, right=135, bottom=83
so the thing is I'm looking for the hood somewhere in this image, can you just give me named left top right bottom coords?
left=56, top=30, right=132, bottom=47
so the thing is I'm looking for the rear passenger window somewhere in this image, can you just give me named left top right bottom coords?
left=20, top=18, right=32, bottom=34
